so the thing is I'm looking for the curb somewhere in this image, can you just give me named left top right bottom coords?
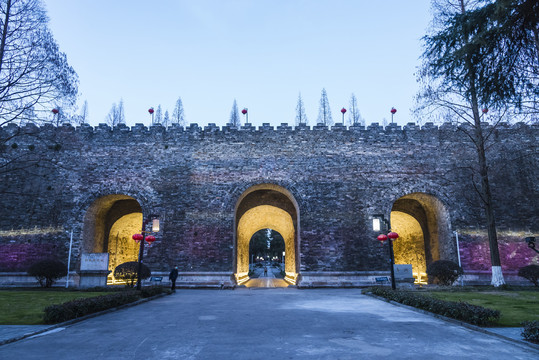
left=364, top=292, right=539, bottom=352
left=0, top=292, right=169, bottom=347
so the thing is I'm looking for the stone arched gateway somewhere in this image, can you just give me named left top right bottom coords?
left=234, top=184, right=300, bottom=285
left=390, top=192, right=454, bottom=283
left=82, top=195, right=143, bottom=281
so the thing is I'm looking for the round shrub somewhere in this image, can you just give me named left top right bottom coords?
left=427, top=260, right=463, bottom=286
left=518, top=264, right=539, bottom=287
left=114, top=261, right=151, bottom=287
left=28, top=259, right=67, bottom=288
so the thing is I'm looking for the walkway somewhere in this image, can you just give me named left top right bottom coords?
left=0, top=289, right=536, bottom=359
left=244, top=265, right=289, bottom=288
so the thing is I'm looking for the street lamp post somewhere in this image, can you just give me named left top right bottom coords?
left=390, top=107, right=397, bottom=124
left=373, top=214, right=399, bottom=290
left=148, top=107, right=155, bottom=125
left=341, top=107, right=346, bottom=123
left=132, top=215, right=160, bottom=290
left=242, top=108, right=248, bottom=124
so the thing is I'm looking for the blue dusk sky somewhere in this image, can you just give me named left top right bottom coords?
left=45, top=1, right=432, bottom=128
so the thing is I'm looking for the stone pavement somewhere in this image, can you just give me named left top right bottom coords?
left=0, top=289, right=537, bottom=359
left=245, top=265, right=289, bottom=288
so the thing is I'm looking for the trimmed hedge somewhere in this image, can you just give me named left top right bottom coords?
left=43, top=286, right=169, bottom=324
left=427, top=260, right=463, bottom=286
left=518, top=265, right=539, bottom=287
left=368, top=287, right=500, bottom=326
left=521, top=321, right=539, bottom=344
left=28, top=259, right=67, bottom=288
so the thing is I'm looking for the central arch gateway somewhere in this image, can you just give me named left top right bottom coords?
left=234, top=184, right=300, bottom=285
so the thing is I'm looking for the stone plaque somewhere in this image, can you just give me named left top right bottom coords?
left=81, top=253, right=109, bottom=271
left=393, top=264, right=413, bottom=279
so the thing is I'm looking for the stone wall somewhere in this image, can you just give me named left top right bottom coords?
left=0, top=121, right=537, bottom=285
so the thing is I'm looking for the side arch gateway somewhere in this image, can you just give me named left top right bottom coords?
left=234, top=184, right=300, bottom=285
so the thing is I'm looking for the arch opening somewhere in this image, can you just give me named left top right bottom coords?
left=82, top=195, right=142, bottom=283
left=234, top=184, right=299, bottom=286
left=391, top=193, right=453, bottom=284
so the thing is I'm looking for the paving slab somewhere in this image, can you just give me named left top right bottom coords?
left=0, top=289, right=537, bottom=359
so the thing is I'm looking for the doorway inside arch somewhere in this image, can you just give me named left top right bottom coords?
left=234, top=184, right=300, bottom=286
left=246, top=228, right=288, bottom=288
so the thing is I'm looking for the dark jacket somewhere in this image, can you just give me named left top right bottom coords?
left=169, top=268, right=178, bottom=281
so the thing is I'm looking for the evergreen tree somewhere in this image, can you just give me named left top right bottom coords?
left=172, top=97, right=185, bottom=125
left=163, top=110, right=170, bottom=127
left=154, top=105, right=162, bottom=125
left=317, top=88, right=333, bottom=125
left=348, top=93, right=363, bottom=126
left=229, top=99, right=241, bottom=128
left=295, top=92, right=308, bottom=125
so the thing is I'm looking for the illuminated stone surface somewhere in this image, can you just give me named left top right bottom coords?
left=107, top=213, right=142, bottom=275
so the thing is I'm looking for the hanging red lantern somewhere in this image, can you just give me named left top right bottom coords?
left=146, top=235, right=156, bottom=244
left=242, top=108, right=247, bottom=115
left=390, top=107, right=397, bottom=115
left=377, top=234, right=388, bottom=243
left=148, top=108, right=154, bottom=114
left=482, top=108, right=488, bottom=114
left=132, top=233, right=143, bottom=242
left=341, top=108, right=347, bottom=114
left=388, top=232, right=399, bottom=240
left=52, top=108, right=59, bottom=114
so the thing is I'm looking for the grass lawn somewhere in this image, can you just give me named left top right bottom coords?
left=0, top=290, right=108, bottom=325
left=425, top=289, right=539, bottom=327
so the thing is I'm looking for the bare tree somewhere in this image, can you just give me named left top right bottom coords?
left=317, top=88, right=333, bottom=125
left=348, top=93, right=364, bottom=126
left=0, top=0, right=78, bottom=126
left=154, top=105, right=162, bottom=125
left=229, top=99, right=241, bottom=128
left=295, top=92, right=308, bottom=125
left=163, top=110, right=170, bottom=127
left=105, top=99, right=125, bottom=127
left=78, top=100, right=89, bottom=125
left=172, top=97, right=185, bottom=126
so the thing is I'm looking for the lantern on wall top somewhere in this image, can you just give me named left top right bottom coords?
left=242, top=108, right=247, bottom=115
left=52, top=108, right=59, bottom=114
left=390, top=107, right=397, bottom=115
left=341, top=108, right=347, bottom=114
left=148, top=108, right=154, bottom=114
left=482, top=108, right=488, bottom=114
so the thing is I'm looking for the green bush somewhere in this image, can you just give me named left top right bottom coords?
left=114, top=261, right=151, bottom=287
left=518, top=265, right=539, bottom=287
left=140, top=285, right=169, bottom=298
left=368, top=287, right=500, bottom=326
left=427, top=260, right=463, bottom=286
left=28, top=259, right=67, bottom=288
left=521, top=321, right=539, bottom=343
left=43, top=291, right=140, bottom=324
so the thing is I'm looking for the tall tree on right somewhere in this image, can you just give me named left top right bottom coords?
left=295, top=92, right=308, bottom=126
left=418, top=0, right=538, bottom=286
left=229, top=99, right=241, bottom=128
left=317, top=88, right=333, bottom=126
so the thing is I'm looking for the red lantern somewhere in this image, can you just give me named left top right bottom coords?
left=146, top=235, right=156, bottom=244
left=390, top=107, right=397, bottom=115
left=242, top=108, right=247, bottom=115
left=341, top=108, right=347, bottom=114
left=377, top=234, right=388, bottom=243
left=388, top=232, right=399, bottom=240
left=148, top=108, right=154, bottom=114
left=482, top=108, right=488, bottom=114
left=132, top=233, right=143, bottom=242
left=52, top=108, right=59, bottom=114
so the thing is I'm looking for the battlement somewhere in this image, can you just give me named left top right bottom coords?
left=2, top=120, right=535, bottom=137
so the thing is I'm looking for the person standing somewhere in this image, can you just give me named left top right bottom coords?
left=169, top=266, right=178, bottom=292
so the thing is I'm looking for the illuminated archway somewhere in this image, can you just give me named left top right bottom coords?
left=82, top=195, right=142, bottom=280
left=391, top=193, right=452, bottom=283
left=234, top=184, right=299, bottom=285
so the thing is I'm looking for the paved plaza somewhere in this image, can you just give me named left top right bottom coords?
left=0, top=288, right=537, bottom=359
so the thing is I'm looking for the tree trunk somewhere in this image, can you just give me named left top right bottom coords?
left=0, top=0, right=12, bottom=75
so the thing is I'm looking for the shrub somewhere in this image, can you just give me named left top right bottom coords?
left=28, top=259, right=67, bottom=288
left=114, top=261, right=151, bottom=287
left=521, top=321, right=539, bottom=344
left=518, top=265, right=539, bottom=287
left=427, top=260, right=463, bottom=286
left=368, top=287, right=500, bottom=326
left=43, top=291, right=139, bottom=324
left=140, top=285, right=169, bottom=298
